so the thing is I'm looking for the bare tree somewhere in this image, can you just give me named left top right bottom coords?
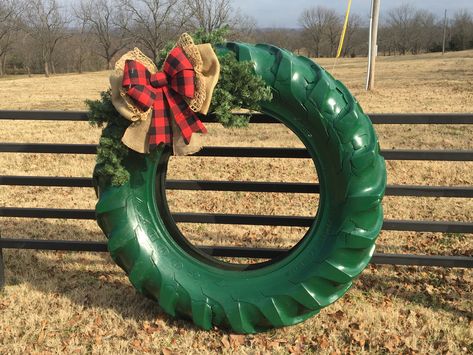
left=324, top=10, right=341, bottom=57
left=299, top=6, right=335, bottom=57
left=186, top=0, right=257, bottom=44
left=382, top=4, right=446, bottom=55
left=386, top=4, right=417, bottom=55
left=228, top=12, right=257, bottom=42
left=342, top=13, right=362, bottom=57
left=411, top=9, right=438, bottom=54
left=68, top=12, right=93, bottom=74
left=24, top=0, right=69, bottom=77
left=0, top=1, right=23, bottom=75
left=13, top=32, right=36, bottom=76
left=119, top=0, right=188, bottom=63
left=450, top=9, right=473, bottom=51
left=378, top=18, right=396, bottom=56
left=75, top=0, right=129, bottom=69
left=186, top=0, right=233, bottom=33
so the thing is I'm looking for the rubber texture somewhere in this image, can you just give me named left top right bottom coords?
left=95, top=42, right=386, bottom=333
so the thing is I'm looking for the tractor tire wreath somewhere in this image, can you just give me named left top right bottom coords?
left=95, top=42, right=386, bottom=333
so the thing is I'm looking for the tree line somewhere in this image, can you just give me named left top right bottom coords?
left=298, top=4, right=473, bottom=57
left=0, top=0, right=472, bottom=76
left=0, top=0, right=254, bottom=76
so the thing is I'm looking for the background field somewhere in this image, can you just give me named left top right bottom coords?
left=1, top=51, right=472, bottom=353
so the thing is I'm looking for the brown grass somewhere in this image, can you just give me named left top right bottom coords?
left=1, top=50, right=472, bottom=354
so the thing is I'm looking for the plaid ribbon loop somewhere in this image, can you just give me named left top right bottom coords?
left=122, top=46, right=207, bottom=148
left=149, top=72, right=168, bottom=88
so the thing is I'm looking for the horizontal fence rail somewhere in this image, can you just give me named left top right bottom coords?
left=1, top=207, right=473, bottom=234
left=1, top=143, right=472, bottom=161
left=0, top=238, right=472, bottom=268
left=1, top=111, right=473, bottom=124
left=2, top=176, right=473, bottom=198
left=1, top=111, right=472, bottom=269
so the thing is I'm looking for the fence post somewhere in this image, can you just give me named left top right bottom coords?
left=0, top=232, right=4, bottom=290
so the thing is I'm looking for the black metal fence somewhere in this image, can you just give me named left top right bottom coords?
left=1, top=110, right=472, bottom=286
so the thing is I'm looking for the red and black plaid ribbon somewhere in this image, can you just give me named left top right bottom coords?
left=122, top=47, right=207, bottom=149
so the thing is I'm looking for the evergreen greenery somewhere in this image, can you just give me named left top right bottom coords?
left=86, top=90, right=130, bottom=186
left=159, top=27, right=273, bottom=127
left=88, top=28, right=272, bottom=186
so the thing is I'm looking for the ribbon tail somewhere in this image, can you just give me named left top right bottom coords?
left=164, top=89, right=207, bottom=144
left=148, top=88, right=172, bottom=149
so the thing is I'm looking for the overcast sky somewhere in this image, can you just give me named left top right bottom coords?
left=236, top=0, right=473, bottom=28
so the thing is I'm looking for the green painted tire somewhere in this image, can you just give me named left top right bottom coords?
left=95, top=42, right=386, bottom=333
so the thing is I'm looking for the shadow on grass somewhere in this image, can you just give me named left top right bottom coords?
left=1, top=220, right=203, bottom=332
left=2, top=219, right=471, bottom=326
left=359, top=267, right=473, bottom=320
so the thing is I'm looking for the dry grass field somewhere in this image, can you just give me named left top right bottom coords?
left=1, top=50, right=472, bottom=354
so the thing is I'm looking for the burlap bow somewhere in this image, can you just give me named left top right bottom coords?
left=110, top=33, right=220, bottom=155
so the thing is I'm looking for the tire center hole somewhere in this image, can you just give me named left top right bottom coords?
left=162, top=122, right=320, bottom=267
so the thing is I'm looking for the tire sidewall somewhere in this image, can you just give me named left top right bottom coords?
left=129, top=102, right=347, bottom=307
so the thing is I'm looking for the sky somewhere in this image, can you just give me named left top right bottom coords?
left=236, top=0, right=473, bottom=28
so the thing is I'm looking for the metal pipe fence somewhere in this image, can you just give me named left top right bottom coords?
left=0, top=110, right=472, bottom=286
